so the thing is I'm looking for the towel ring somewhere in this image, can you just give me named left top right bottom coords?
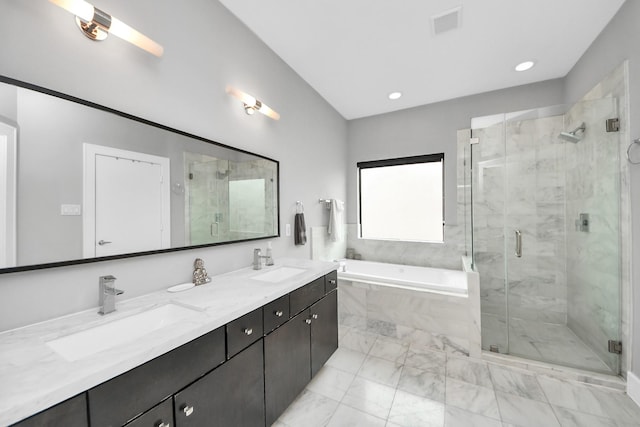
left=628, top=139, right=640, bottom=165
left=296, top=201, right=304, bottom=214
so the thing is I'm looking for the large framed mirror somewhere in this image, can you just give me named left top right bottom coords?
left=0, top=76, right=279, bottom=273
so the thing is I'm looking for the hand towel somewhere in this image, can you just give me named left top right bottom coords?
left=294, top=212, right=307, bottom=245
left=328, top=199, right=344, bottom=242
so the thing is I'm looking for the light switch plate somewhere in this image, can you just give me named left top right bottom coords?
left=285, top=223, right=291, bottom=236
left=61, top=204, right=81, bottom=216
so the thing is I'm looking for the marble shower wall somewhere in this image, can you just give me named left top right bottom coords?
left=564, top=64, right=626, bottom=374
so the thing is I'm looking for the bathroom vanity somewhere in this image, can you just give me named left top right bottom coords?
left=0, top=259, right=338, bottom=427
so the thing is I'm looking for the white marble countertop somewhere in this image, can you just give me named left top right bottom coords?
left=0, top=258, right=337, bottom=426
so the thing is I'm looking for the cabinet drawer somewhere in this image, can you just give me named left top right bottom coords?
left=88, top=327, right=225, bottom=427
left=174, top=339, right=265, bottom=427
left=325, top=270, right=338, bottom=293
left=125, top=399, right=173, bottom=427
left=290, top=277, right=325, bottom=315
left=263, top=294, right=290, bottom=333
left=226, top=307, right=263, bottom=358
left=11, top=393, right=88, bottom=427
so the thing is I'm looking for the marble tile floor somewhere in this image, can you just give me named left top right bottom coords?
left=274, top=331, right=640, bottom=427
left=482, top=315, right=614, bottom=374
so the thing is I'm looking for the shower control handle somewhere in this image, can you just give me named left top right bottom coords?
left=515, top=229, right=522, bottom=258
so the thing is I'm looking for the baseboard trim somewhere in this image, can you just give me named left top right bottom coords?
left=628, top=371, right=640, bottom=407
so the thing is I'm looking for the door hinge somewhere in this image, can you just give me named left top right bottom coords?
left=606, top=118, right=620, bottom=132
left=608, top=340, right=622, bottom=354
left=470, top=137, right=480, bottom=145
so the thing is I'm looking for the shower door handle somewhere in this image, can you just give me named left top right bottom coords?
left=514, top=230, right=522, bottom=258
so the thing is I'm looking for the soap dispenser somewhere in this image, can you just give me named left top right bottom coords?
left=265, top=242, right=274, bottom=266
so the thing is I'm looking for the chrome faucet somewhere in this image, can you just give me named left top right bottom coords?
left=98, top=275, right=124, bottom=315
left=253, top=248, right=271, bottom=270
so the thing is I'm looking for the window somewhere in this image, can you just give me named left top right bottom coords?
left=358, top=153, right=444, bottom=242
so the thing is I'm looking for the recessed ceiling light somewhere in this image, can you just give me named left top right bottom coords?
left=388, top=91, right=402, bottom=100
left=515, top=61, right=535, bottom=72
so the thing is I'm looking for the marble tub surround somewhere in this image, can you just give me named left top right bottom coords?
left=337, top=273, right=481, bottom=359
left=0, top=258, right=336, bottom=426
left=274, top=330, right=640, bottom=427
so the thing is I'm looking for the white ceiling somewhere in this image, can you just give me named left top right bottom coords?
left=219, top=0, right=626, bottom=120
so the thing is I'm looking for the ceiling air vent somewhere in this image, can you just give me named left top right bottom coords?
left=431, top=6, right=462, bottom=36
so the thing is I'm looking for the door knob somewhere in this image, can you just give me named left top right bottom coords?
left=98, top=240, right=112, bottom=245
left=182, top=405, right=194, bottom=416
left=244, top=328, right=253, bottom=336
left=274, top=310, right=283, bottom=317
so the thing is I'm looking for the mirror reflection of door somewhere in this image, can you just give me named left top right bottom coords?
left=0, top=122, right=17, bottom=268
left=83, top=144, right=170, bottom=258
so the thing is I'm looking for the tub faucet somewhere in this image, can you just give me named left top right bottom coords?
left=98, top=275, right=124, bottom=315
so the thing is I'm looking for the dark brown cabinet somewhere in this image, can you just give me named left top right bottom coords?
left=88, top=327, right=225, bottom=427
left=264, top=309, right=312, bottom=426
left=263, top=294, right=290, bottom=333
left=290, top=277, right=325, bottom=315
left=174, top=340, right=265, bottom=427
left=310, top=290, right=339, bottom=377
left=124, top=399, right=173, bottom=427
left=226, top=307, right=263, bottom=359
left=264, top=286, right=338, bottom=426
left=11, top=394, right=88, bottom=427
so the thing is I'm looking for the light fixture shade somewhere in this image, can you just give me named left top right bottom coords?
left=49, top=0, right=163, bottom=57
left=109, top=17, right=164, bottom=57
left=49, top=0, right=94, bottom=21
left=226, top=86, right=280, bottom=120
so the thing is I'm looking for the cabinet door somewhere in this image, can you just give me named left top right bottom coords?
left=174, top=339, right=265, bottom=427
left=11, top=394, right=87, bottom=427
left=264, top=309, right=311, bottom=426
left=310, top=290, right=338, bottom=377
left=89, top=327, right=225, bottom=427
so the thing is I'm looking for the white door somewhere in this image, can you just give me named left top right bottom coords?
left=84, top=144, right=170, bottom=258
left=0, top=122, right=17, bottom=268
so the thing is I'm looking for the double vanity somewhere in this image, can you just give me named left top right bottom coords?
left=0, top=258, right=338, bottom=426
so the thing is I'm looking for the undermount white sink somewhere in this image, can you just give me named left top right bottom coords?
left=252, top=266, right=306, bottom=283
left=46, top=303, right=201, bottom=362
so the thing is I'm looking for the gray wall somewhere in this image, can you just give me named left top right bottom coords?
left=0, top=0, right=347, bottom=330
left=347, top=79, right=565, bottom=226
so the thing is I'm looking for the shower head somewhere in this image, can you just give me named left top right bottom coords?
left=559, top=122, right=586, bottom=143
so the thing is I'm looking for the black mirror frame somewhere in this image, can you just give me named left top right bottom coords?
left=0, top=75, right=280, bottom=274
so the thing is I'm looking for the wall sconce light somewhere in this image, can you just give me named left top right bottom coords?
left=226, top=86, right=280, bottom=121
left=49, top=0, right=164, bottom=57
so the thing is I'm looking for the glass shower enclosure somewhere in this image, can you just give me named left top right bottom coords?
left=470, top=98, right=621, bottom=374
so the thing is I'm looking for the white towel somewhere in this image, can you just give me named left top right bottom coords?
left=328, top=199, right=344, bottom=242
